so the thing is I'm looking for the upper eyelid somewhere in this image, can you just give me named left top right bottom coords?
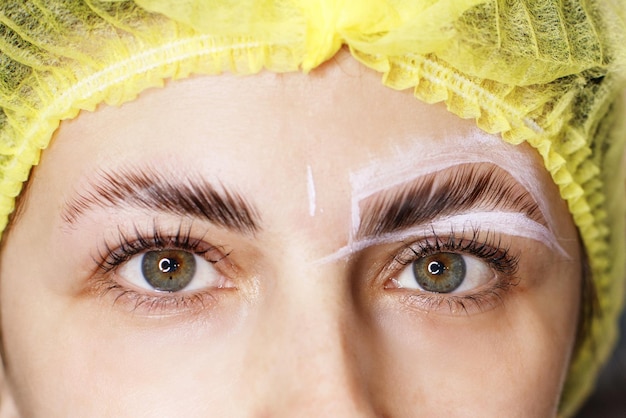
left=357, top=227, right=519, bottom=286
left=95, top=223, right=225, bottom=273
left=393, top=230, right=515, bottom=263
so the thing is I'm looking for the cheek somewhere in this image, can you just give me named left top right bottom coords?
left=1, top=280, right=254, bottom=416
left=0, top=221, right=250, bottom=416
left=367, top=253, right=580, bottom=416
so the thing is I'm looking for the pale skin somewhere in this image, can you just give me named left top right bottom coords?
left=0, top=51, right=581, bottom=417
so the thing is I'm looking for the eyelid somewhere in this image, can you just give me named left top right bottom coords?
left=315, top=211, right=568, bottom=264
left=95, top=222, right=225, bottom=273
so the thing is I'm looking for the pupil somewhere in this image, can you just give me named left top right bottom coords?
left=427, top=260, right=445, bottom=276
left=158, top=257, right=179, bottom=274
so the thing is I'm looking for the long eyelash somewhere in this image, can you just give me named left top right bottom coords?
left=95, top=221, right=226, bottom=273
left=395, top=227, right=519, bottom=275
left=392, top=227, right=520, bottom=314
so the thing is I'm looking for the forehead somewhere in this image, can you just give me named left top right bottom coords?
left=51, top=53, right=544, bottom=181
left=40, top=53, right=563, bottom=255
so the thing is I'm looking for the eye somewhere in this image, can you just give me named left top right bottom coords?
left=393, top=251, right=495, bottom=294
left=117, top=249, right=228, bottom=293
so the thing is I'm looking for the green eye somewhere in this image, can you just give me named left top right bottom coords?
left=141, top=250, right=196, bottom=292
left=412, top=252, right=466, bottom=293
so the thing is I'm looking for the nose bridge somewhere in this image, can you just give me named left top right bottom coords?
left=250, top=261, right=376, bottom=417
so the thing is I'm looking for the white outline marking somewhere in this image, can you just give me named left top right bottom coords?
left=316, top=211, right=570, bottom=265
left=307, top=165, right=316, bottom=217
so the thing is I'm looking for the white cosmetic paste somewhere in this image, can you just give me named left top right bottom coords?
left=317, top=211, right=569, bottom=264
left=307, top=165, right=316, bottom=217
left=319, top=128, right=571, bottom=263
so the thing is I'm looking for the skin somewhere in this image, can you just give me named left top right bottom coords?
left=0, top=50, right=581, bottom=417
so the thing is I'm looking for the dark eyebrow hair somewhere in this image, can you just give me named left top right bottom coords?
left=62, top=167, right=260, bottom=234
left=357, top=163, right=544, bottom=239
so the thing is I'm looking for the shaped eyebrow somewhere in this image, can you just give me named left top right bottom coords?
left=62, top=167, right=260, bottom=234
left=356, top=163, right=545, bottom=239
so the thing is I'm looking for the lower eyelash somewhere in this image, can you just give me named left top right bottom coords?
left=400, top=279, right=517, bottom=315
left=89, top=276, right=221, bottom=315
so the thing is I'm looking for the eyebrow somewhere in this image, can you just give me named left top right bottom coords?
left=356, top=163, right=545, bottom=239
left=62, top=167, right=260, bottom=233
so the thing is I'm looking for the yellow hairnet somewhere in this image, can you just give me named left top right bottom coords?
left=0, top=0, right=625, bottom=415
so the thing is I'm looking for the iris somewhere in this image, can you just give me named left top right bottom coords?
left=413, top=252, right=466, bottom=293
left=141, top=250, right=196, bottom=292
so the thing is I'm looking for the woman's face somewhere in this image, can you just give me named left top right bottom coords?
left=0, top=53, right=581, bottom=417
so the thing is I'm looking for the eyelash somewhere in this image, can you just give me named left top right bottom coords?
left=388, top=228, right=520, bottom=314
left=91, top=223, right=231, bottom=315
left=91, top=223, right=519, bottom=316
